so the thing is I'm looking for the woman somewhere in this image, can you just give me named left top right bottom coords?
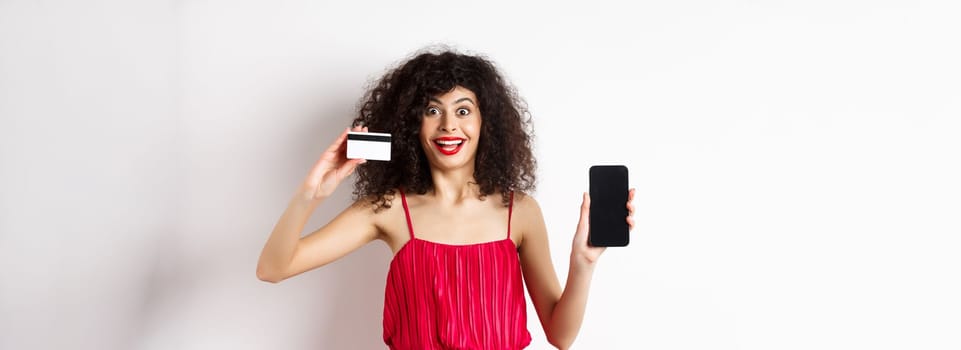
left=256, top=48, right=635, bottom=350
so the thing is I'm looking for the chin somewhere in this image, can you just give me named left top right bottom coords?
left=428, top=154, right=476, bottom=171
left=431, top=158, right=471, bottom=170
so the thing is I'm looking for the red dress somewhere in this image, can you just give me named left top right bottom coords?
left=383, top=189, right=532, bottom=349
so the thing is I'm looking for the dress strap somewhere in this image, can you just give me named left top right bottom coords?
left=399, top=188, right=415, bottom=239
left=507, top=191, right=514, bottom=239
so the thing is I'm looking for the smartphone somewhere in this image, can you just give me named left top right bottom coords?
left=589, top=165, right=630, bottom=247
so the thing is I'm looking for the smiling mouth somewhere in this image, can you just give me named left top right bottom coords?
left=433, top=138, right=465, bottom=155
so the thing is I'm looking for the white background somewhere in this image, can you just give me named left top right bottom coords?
left=2, top=1, right=959, bottom=349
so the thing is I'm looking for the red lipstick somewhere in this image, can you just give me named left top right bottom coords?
left=432, top=136, right=466, bottom=156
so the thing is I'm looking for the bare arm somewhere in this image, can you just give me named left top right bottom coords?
left=519, top=190, right=635, bottom=349
left=256, top=126, right=375, bottom=283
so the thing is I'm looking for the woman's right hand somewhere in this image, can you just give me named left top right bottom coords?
left=297, top=125, right=368, bottom=202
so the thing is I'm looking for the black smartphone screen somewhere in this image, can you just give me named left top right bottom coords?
left=589, top=165, right=630, bottom=247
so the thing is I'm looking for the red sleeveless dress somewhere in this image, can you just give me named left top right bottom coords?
left=383, top=190, right=532, bottom=349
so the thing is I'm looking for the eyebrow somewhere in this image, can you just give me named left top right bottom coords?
left=429, top=97, right=476, bottom=105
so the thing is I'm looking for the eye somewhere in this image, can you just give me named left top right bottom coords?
left=456, top=108, right=470, bottom=116
left=425, top=107, right=440, bottom=116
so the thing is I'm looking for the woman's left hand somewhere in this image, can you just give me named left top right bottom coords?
left=571, top=188, right=635, bottom=265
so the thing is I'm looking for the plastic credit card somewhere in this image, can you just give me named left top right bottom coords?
left=346, top=131, right=391, bottom=161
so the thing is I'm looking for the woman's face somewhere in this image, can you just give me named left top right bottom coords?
left=419, top=85, right=482, bottom=171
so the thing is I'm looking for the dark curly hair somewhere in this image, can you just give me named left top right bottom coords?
left=351, top=48, right=536, bottom=211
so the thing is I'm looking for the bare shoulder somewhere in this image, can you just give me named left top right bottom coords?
left=509, top=192, right=547, bottom=246
left=510, top=191, right=541, bottom=213
left=353, top=189, right=409, bottom=252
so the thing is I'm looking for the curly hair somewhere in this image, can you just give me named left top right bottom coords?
left=351, top=48, right=536, bottom=211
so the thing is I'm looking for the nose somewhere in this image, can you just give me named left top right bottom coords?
left=439, top=114, right=457, bottom=132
